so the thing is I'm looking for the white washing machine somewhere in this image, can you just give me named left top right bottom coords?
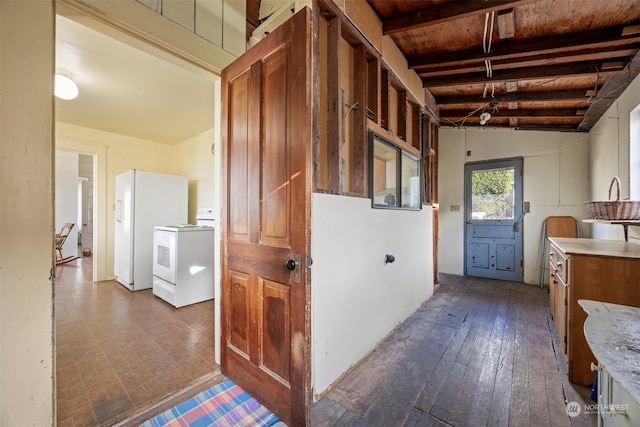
left=152, top=209, right=215, bottom=308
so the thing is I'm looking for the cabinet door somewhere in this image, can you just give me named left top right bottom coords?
left=556, top=276, right=568, bottom=355
left=600, top=367, right=640, bottom=427
left=549, top=261, right=557, bottom=320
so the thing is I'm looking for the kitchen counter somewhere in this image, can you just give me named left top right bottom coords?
left=548, top=238, right=640, bottom=385
left=548, top=237, right=640, bottom=259
left=579, top=299, right=640, bottom=405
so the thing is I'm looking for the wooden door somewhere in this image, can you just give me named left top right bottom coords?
left=220, top=8, right=311, bottom=427
left=464, top=157, right=523, bottom=282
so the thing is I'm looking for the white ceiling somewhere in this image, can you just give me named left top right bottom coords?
left=55, top=15, right=216, bottom=145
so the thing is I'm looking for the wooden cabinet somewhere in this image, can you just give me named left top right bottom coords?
left=549, top=244, right=568, bottom=354
left=548, top=238, right=640, bottom=385
left=598, top=366, right=640, bottom=427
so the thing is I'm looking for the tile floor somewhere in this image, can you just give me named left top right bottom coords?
left=55, top=255, right=218, bottom=426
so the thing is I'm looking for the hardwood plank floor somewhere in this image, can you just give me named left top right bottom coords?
left=54, top=255, right=219, bottom=426
left=312, top=274, right=597, bottom=427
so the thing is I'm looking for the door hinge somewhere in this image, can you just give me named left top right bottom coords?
left=565, top=297, right=567, bottom=306
left=564, top=336, right=567, bottom=344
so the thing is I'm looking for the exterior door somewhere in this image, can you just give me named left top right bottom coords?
left=220, top=8, right=311, bottom=427
left=465, top=157, right=523, bottom=282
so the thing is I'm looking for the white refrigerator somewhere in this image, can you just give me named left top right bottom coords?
left=114, top=169, right=188, bottom=291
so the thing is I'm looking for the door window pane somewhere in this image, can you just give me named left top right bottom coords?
left=471, top=167, right=515, bottom=219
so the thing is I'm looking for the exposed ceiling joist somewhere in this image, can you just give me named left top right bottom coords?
left=409, top=25, right=640, bottom=70
left=420, top=63, right=615, bottom=88
left=436, top=90, right=591, bottom=105
left=444, top=108, right=583, bottom=119
left=366, top=0, right=640, bottom=131
left=382, top=0, right=539, bottom=35
left=578, top=50, right=640, bottom=131
left=416, top=47, right=637, bottom=78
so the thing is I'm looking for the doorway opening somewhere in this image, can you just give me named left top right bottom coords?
left=464, top=157, right=524, bottom=282
left=53, top=11, right=220, bottom=426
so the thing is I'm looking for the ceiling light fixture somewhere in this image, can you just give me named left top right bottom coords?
left=55, top=70, right=79, bottom=100
left=479, top=112, right=491, bottom=126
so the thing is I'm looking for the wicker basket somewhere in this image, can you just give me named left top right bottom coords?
left=585, top=176, right=640, bottom=220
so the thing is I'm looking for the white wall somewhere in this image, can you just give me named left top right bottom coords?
left=589, top=75, right=640, bottom=242
left=55, top=150, right=80, bottom=258
left=0, top=0, right=235, bottom=424
left=0, top=1, right=54, bottom=425
left=311, top=193, right=434, bottom=396
left=438, top=128, right=590, bottom=284
left=173, top=128, right=217, bottom=222
left=56, top=123, right=175, bottom=281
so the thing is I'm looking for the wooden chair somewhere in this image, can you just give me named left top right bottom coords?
left=55, top=223, right=78, bottom=265
left=537, top=216, right=580, bottom=287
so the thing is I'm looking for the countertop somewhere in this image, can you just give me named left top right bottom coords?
left=579, top=299, right=640, bottom=404
left=548, top=237, right=640, bottom=259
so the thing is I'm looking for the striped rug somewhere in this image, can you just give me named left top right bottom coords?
left=140, top=379, right=281, bottom=427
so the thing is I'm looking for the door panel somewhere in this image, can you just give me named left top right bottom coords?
left=221, top=8, right=311, bottom=426
left=228, top=72, right=252, bottom=241
left=470, top=243, right=490, bottom=268
left=496, top=244, right=515, bottom=271
left=229, top=271, right=250, bottom=354
left=465, top=157, right=523, bottom=282
left=262, top=46, right=290, bottom=246
left=262, top=279, right=291, bottom=382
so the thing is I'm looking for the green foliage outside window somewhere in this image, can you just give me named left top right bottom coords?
left=472, top=169, right=512, bottom=195
left=471, top=168, right=514, bottom=219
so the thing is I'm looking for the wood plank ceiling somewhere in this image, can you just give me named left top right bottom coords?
left=247, top=0, right=640, bottom=132
left=367, top=0, right=640, bottom=132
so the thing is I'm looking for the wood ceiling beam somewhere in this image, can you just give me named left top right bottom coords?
left=409, top=25, right=640, bottom=70
left=436, top=90, right=592, bottom=105
left=442, top=109, right=582, bottom=119
left=417, top=47, right=638, bottom=78
left=382, top=0, right=539, bottom=35
left=421, top=63, right=616, bottom=88
left=578, top=50, right=640, bottom=131
left=440, top=122, right=580, bottom=132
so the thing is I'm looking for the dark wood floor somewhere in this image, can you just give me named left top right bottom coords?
left=54, top=255, right=218, bottom=427
left=312, top=274, right=597, bottom=427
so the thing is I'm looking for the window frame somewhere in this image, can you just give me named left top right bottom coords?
left=369, top=130, right=423, bottom=210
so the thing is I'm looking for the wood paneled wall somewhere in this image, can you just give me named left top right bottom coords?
left=135, top=0, right=246, bottom=57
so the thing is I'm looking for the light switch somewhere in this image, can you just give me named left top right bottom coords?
left=450, top=205, right=460, bottom=212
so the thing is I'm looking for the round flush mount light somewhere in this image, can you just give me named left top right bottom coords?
left=479, top=112, right=491, bottom=126
left=55, top=70, right=79, bottom=100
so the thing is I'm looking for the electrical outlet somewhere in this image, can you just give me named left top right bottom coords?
left=450, top=205, right=460, bottom=212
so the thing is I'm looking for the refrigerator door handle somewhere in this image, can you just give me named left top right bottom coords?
left=116, top=200, right=122, bottom=223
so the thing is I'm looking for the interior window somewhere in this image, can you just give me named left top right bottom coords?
left=372, top=137, right=398, bottom=207
left=370, top=131, right=421, bottom=210
left=401, top=152, right=421, bottom=208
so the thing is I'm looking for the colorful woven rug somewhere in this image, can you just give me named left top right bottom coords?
left=140, top=379, right=281, bottom=427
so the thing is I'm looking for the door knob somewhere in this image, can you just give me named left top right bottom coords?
left=467, top=220, right=473, bottom=224
left=286, top=259, right=296, bottom=271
